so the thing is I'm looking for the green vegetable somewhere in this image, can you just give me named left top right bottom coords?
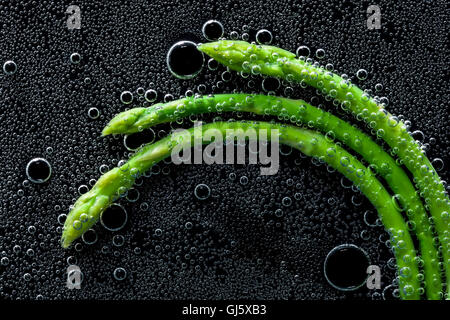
left=198, top=41, right=450, bottom=296
left=103, top=93, right=441, bottom=299
left=63, top=120, right=420, bottom=299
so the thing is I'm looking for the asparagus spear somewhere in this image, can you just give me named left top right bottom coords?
left=103, top=93, right=442, bottom=298
left=198, top=41, right=449, bottom=295
left=62, top=120, right=421, bottom=299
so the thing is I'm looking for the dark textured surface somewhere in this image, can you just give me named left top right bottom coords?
left=0, top=0, right=448, bottom=300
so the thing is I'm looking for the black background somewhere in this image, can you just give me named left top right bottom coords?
left=0, top=0, right=448, bottom=301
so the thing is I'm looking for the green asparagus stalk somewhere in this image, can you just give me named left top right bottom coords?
left=63, top=120, right=420, bottom=299
left=198, top=41, right=450, bottom=295
left=103, top=93, right=441, bottom=298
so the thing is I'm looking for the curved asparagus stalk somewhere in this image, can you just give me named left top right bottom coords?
left=198, top=41, right=449, bottom=295
left=64, top=120, right=420, bottom=299
left=103, top=93, right=441, bottom=298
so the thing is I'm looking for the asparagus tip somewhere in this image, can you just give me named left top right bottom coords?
left=101, top=126, right=111, bottom=136
left=197, top=42, right=212, bottom=55
left=60, top=234, right=71, bottom=249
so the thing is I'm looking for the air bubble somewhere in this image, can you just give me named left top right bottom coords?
left=82, top=229, right=98, bottom=245
left=167, top=41, right=204, bottom=79
left=356, top=69, right=368, bottom=80
left=262, top=77, right=280, bottom=92
left=194, top=183, right=211, bottom=200
left=144, top=89, right=157, bottom=102
left=164, top=93, right=174, bottom=102
left=112, top=235, right=125, bottom=247
left=57, top=214, right=67, bottom=225
left=315, top=48, right=326, bottom=59
left=221, top=71, right=232, bottom=82
left=88, top=107, right=100, bottom=119
left=275, top=209, right=283, bottom=217
left=26, top=158, right=52, bottom=184
left=363, top=210, right=378, bottom=227
left=123, top=128, right=156, bottom=151
left=0, top=257, right=9, bottom=266
left=126, top=188, right=140, bottom=202
left=120, top=91, right=133, bottom=104
left=280, top=145, right=292, bottom=156
left=202, top=20, right=224, bottom=41
left=99, top=164, right=109, bottom=174
left=69, top=53, right=81, bottom=64
left=282, top=197, right=292, bottom=207
left=113, top=267, right=127, bottom=281
left=256, top=29, right=273, bottom=45
left=431, top=158, right=444, bottom=171
left=136, top=87, right=145, bottom=96
left=375, top=83, right=383, bottom=92
left=323, top=244, right=370, bottom=291
left=411, top=130, right=425, bottom=142
left=139, top=202, right=149, bottom=211
left=3, top=60, right=17, bottom=75
left=78, top=184, right=89, bottom=195
left=230, top=31, right=239, bottom=40
left=100, top=204, right=128, bottom=231
left=296, top=46, right=310, bottom=58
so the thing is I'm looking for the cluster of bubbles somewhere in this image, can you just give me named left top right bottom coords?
left=120, top=87, right=159, bottom=107
left=1, top=0, right=447, bottom=301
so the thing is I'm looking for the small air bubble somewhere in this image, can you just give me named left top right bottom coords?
left=136, top=87, right=145, bottom=96
left=296, top=46, right=310, bottom=58
left=431, top=158, right=444, bottom=171
left=3, top=60, right=17, bottom=75
left=26, top=158, right=52, bottom=184
left=88, top=107, right=100, bottom=119
left=112, top=235, right=125, bottom=247
left=202, top=20, right=224, bottom=41
left=356, top=69, right=368, bottom=80
left=100, top=204, right=128, bottom=231
left=1, top=257, right=9, bottom=266
left=82, top=229, right=98, bottom=245
left=69, top=53, right=81, bottom=64
left=194, top=183, right=211, bottom=200
left=78, top=184, right=89, bottom=195
left=144, top=89, right=157, bottom=102
left=120, top=91, right=133, bottom=104
left=240, top=176, right=249, bottom=185
left=113, top=267, right=127, bottom=281
left=256, top=29, right=273, bottom=45
left=315, top=48, right=326, bottom=59
left=375, top=83, right=383, bottom=92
